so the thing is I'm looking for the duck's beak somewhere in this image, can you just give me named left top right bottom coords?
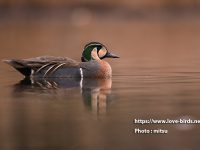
left=105, top=52, right=120, bottom=58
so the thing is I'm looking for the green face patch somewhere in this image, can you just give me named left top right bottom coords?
left=83, top=45, right=96, bottom=61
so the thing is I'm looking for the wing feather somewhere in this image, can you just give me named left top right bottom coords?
left=3, top=55, right=80, bottom=77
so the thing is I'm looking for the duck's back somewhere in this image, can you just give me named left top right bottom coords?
left=3, top=55, right=81, bottom=78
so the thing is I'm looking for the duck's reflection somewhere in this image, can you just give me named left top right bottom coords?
left=81, top=78, right=111, bottom=115
left=13, top=77, right=112, bottom=114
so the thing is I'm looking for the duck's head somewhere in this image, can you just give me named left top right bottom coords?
left=81, top=42, right=119, bottom=62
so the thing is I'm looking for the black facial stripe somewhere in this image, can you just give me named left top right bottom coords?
left=100, top=53, right=107, bottom=59
left=96, top=45, right=102, bottom=51
left=84, top=43, right=102, bottom=50
left=81, top=56, right=87, bottom=62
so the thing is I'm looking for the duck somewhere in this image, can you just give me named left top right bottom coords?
left=3, top=42, right=119, bottom=78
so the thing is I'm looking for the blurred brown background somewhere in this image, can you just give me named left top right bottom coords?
left=0, top=0, right=200, bottom=8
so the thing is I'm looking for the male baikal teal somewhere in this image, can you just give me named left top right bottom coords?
left=3, top=42, right=119, bottom=78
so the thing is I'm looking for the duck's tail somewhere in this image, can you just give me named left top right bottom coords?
left=3, top=59, right=31, bottom=77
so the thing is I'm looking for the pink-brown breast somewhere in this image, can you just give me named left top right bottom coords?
left=96, top=60, right=112, bottom=78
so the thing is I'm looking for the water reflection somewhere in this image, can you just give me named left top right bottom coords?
left=81, top=78, right=112, bottom=115
left=13, top=77, right=112, bottom=115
